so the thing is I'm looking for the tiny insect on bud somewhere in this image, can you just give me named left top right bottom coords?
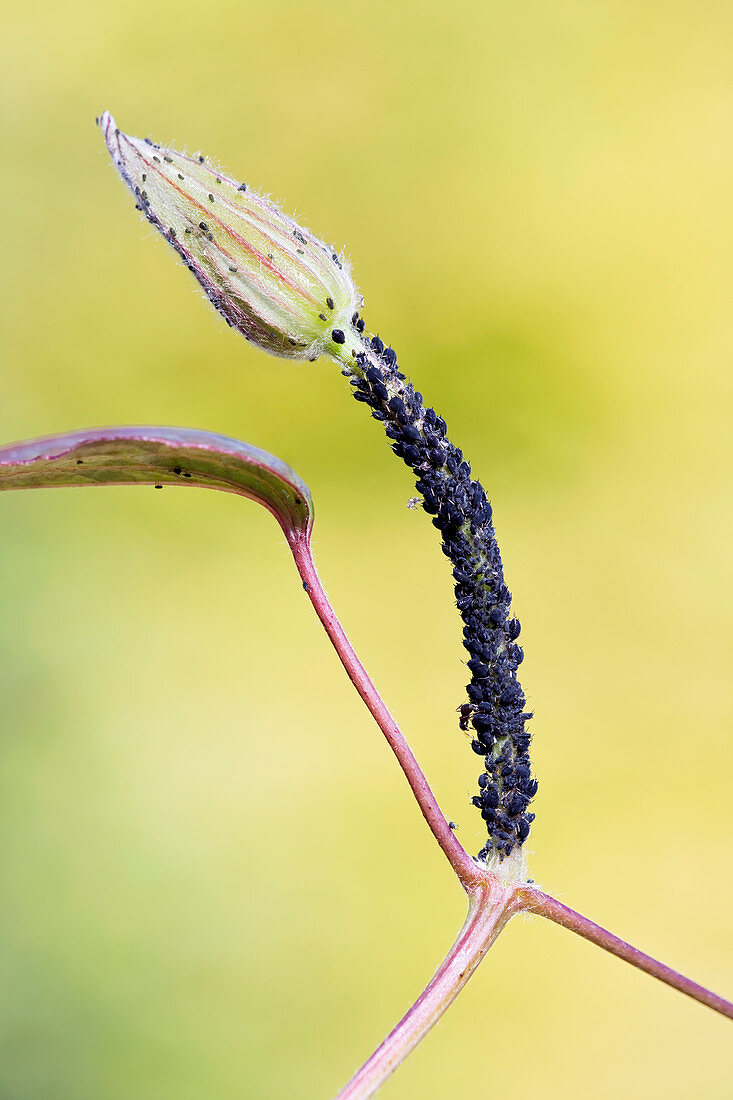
left=100, top=112, right=360, bottom=362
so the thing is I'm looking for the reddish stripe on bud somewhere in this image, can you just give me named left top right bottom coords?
left=100, top=112, right=359, bottom=361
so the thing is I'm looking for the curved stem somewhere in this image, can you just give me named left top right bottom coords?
left=335, top=880, right=522, bottom=1100
left=519, top=885, right=733, bottom=1021
left=289, top=530, right=483, bottom=889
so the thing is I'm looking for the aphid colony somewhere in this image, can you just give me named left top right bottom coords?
left=344, top=333, right=537, bottom=859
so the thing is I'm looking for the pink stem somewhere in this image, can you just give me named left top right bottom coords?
left=289, top=531, right=482, bottom=888
left=520, top=885, right=733, bottom=1021
left=286, top=528, right=731, bottom=1100
left=335, top=881, right=522, bottom=1100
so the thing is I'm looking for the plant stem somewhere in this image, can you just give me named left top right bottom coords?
left=519, top=885, right=733, bottom=1021
left=289, top=530, right=483, bottom=889
left=335, top=879, right=522, bottom=1100
left=288, top=528, right=731, bottom=1100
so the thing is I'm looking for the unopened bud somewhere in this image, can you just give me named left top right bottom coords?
left=99, top=112, right=359, bottom=361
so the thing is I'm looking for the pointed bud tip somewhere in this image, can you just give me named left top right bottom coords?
left=101, top=115, right=360, bottom=364
left=99, top=110, right=116, bottom=145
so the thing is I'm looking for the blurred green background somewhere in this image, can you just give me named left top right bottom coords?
left=1, top=1, right=732, bottom=1096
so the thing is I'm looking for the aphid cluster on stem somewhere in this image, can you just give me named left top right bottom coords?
left=342, top=332, right=537, bottom=859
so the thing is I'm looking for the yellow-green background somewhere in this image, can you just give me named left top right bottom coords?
left=1, top=1, right=731, bottom=1096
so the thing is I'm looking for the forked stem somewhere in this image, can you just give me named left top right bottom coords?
left=333, top=877, right=733, bottom=1100
left=287, top=529, right=731, bottom=1100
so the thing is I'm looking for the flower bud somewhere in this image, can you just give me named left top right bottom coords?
left=99, top=112, right=359, bottom=361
